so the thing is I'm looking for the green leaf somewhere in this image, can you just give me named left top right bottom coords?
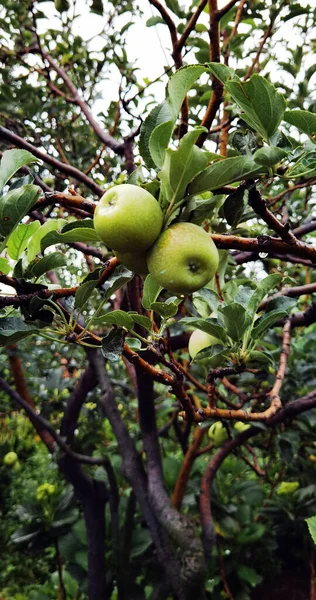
left=306, top=516, right=316, bottom=545
left=101, top=265, right=134, bottom=302
left=218, top=303, right=252, bottom=342
left=231, top=130, right=257, bottom=156
left=247, top=274, right=283, bottom=316
left=0, top=149, right=38, bottom=190
left=285, top=150, right=316, bottom=179
left=225, top=74, right=286, bottom=141
left=149, top=121, right=174, bottom=169
left=151, top=297, right=182, bottom=318
left=7, top=221, right=41, bottom=260
left=207, top=62, right=234, bottom=84
left=166, top=65, right=205, bottom=120
left=129, top=312, right=153, bottom=332
left=139, top=103, right=173, bottom=169
left=74, top=280, right=98, bottom=311
left=27, top=219, right=66, bottom=262
left=180, top=316, right=228, bottom=343
left=0, top=184, right=40, bottom=239
left=0, top=317, right=39, bottom=345
left=159, top=127, right=208, bottom=207
left=25, top=252, right=67, bottom=279
left=253, top=146, right=288, bottom=167
left=252, top=309, right=287, bottom=338
left=125, top=337, right=142, bottom=351
left=265, top=296, right=296, bottom=313
left=223, top=187, right=246, bottom=227
left=41, top=222, right=100, bottom=251
left=188, top=156, right=265, bottom=195
left=91, top=0, right=103, bottom=15
left=142, top=274, right=162, bottom=310
left=246, top=350, right=275, bottom=368
left=283, top=110, right=316, bottom=139
left=140, top=65, right=206, bottom=169
left=101, top=310, right=134, bottom=330
left=238, top=565, right=263, bottom=588
left=0, top=257, right=10, bottom=274
left=130, top=528, right=152, bottom=559
left=61, top=218, right=95, bottom=232
left=165, top=0, right=182, bottom=16
left=101, top=329, right=124, bottom=361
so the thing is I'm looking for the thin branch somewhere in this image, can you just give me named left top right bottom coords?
left=31, top=50, right=124, bottom=154
left=7, top=345, right=55, bottom=451
left=268, top=179, right=316, bottom=207
left=200, top=388, right=316, bottom=559
left=259, top=282, right=316, bottom=311
left=0, top=375, right=109, bottom=465
left=176, top=0, right=208, bottom=52
left=34, top=191, right=96, bottom=215
left=0, top=126, right=104, bottom=197
left=172, top=426, right=206, bottom=509
left=248, top=185, right=316, bottom=262
left=244, top=2, right=287, bottom=80
left=197, top=0, right=223, bottom=145
left=0, top=258, right=118, bottom=309
left=218, top=0, right=240, bottom=19
left=211, top=232, right=316, bottom=262
left=180, top=320, right=291, bottom=423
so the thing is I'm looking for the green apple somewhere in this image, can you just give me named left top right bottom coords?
left=207, top=422, right=228, bottom=447
left=3, top=451, right=18, bottom=466
left=114, top=250, right=149, bottom=275
left=94, top=184, right=163, bottom=253
left=188, top=329, right=220, bottom=361
left=147, top=222, right=219, bottom=295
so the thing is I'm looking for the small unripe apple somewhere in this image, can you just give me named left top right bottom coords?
left=276, top=481, right=299, bottom=495
left=3, top=451, right=18, bottom=466
left=207, top=422, right=228, bottom=447
left=234, top=421, right=250, bottom=433
left=147, top=222, right=219, bottom=295
left=114, top=250, right=149, bottom=275
left=94, top=184, right=163, bottom=253
left=188, top=329, right=220, bottom=361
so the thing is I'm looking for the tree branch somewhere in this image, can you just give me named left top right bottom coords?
left=0, top=375, right=110, bottom=465
left=30, top=50, right=124, bottom=155
left=0, top=126, right=104, bottom=197
left=200, top=388, right=316, bottom=558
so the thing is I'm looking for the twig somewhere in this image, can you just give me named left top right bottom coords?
left=180, top=320, right=291, bottom=423
left=199, top=388, right=316, bottom=559
left=0, top=375, right=110, bottom=465
left=259, top=282, right=316, bottom=311
left=248, top=185, right=316, bottom=262
left=172, top=426, right=206, bottom=509
left=211, top=232, right=316, bottom=263
left=0, top=125, right=104, bottom=196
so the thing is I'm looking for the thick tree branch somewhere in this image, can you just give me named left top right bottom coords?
left=90, top=349, right=184, bottom=597
left=136, top=359, right=206, bottom=599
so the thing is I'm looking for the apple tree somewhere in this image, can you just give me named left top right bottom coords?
left=0, top=1, right=316, bottom=599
